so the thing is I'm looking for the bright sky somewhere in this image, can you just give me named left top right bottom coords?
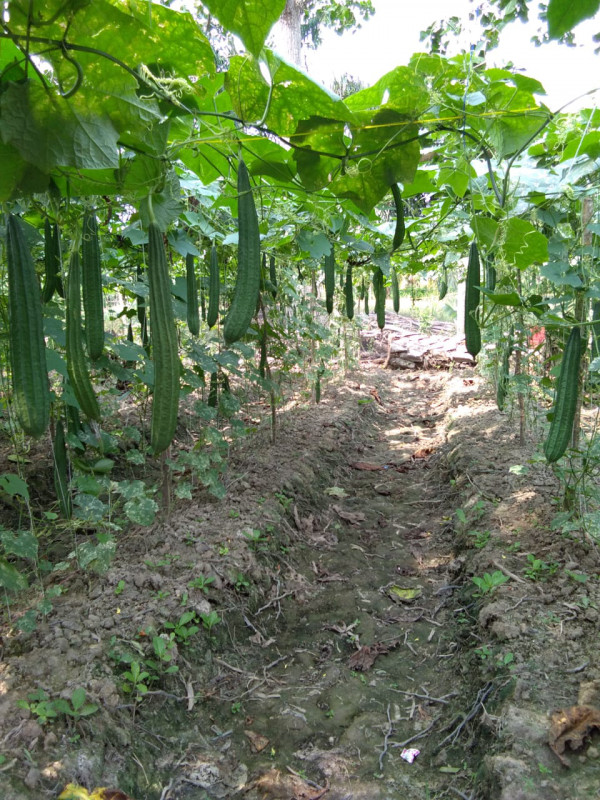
left=305, top=0, right=600, bottom=112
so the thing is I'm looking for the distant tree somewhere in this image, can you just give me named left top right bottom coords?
left=273, top=0, right=374, bottom=66
left=420, top=0, right=598, bottom=56
left=331, top=72, right=364, bottom=98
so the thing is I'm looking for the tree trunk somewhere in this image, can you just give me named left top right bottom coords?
left=273, top=0, right=304, bottom=66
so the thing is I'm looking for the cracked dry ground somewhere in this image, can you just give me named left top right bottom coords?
left=3, top=359, right=600, bottom=800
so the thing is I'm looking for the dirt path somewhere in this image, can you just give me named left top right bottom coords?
left=2, top=342, right=600, bottom=800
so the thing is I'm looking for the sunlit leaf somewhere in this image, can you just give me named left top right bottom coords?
left=202, top=0, right=287, bottom=57
left=547, top=0, right=600, bottom=37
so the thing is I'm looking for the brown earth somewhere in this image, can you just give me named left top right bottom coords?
left=1, top=315, right=600, bottom=800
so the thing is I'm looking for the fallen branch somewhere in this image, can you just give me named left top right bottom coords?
left=436, top=682, right=494, bottom=749
left=378, top=703, right=394, bottom=771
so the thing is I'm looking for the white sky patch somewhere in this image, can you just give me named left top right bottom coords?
left=306, top=0, right=600, bottom=111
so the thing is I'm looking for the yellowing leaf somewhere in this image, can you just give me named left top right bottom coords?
left=388, top=586, right=422, bottom=602
left=324, top=486, right=348, bottom=498
left=58, top=785, right=91, bottom=800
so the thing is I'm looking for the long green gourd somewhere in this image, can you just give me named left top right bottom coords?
left=373, top=268, right=386, bottom=330
left=53, top=419, right=72, bottom=519
left=42, top=218, right=63, bottom=302
left=223, top=158, right=261, bottom=345
left=66, top=245, right=101, bottom=421
left=186, top=252, right=200, bottom=336
left=269, top=254, right=277, bottom=298
left=206, top=243, right=220, bottom=329
left=81, top=210, right=104, bottom=360
left=6, top=214, right=51, bottom=437
left=344, top=264, right=354, bottom=319
left=438, top=268, right=448, bottom=301
left=544, top=327, right=581, bottom=463
left=390, top=183, right=405, bottom=252
left=464, top=241, right=481, bottom=357
left=391, top=268, right=399, bottom=313
left=147, top=221, right=180, bottom=454
left=323, top=244, right=335, bottom=315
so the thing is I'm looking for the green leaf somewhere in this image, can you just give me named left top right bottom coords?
left=0, top=473, right=30, bottom=501
left=438, top=158, right=474, bottom=197
left=73, top=493, right=108, bottom=522
left=138, top=170, right=184, bottom=230
left=124, top=496, right=158, bottom=526
left=175, top=481, right=193, bottom=500
left=0, top=558, right=28, bottom=591
left=76, top=533, right=115, bottom=573
left=202, top=0, right=287, bottom=57
left=226, top=51, right=353, bottom=135
left=297, top=230, right=332, bottom=258
left=540, top=261, right=583, bottom=287
left=547, top=0, right=600, bottom=37
left=479, top=290, right=522, bottom=307
left=0, top=81, right=120, bottom=172
left=0, top=139, right=48, bottom=200
left=502, top=218, right=548, bottom=268
left=0, top=528, right=38, bottom=560
left=471, top=216, right=499, bottom=249
left=70, top=687, right=86, bottom=711
left=562, top=132, right=600, bottom=161
left=331, top=114, right=421, bottom=213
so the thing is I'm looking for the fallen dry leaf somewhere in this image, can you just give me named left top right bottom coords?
left=548, top=705, right=600, bottom=766
left=245, top=768, right=328, bottom=799
left=412, top=446, right=434, bottom=459
left=244, top=729, right=270, bottom=753
left=332, top=505, right=365, bottom=524
left=349, top=461, right=385, bottom=471
left=347, top=641, right=400, bottom=671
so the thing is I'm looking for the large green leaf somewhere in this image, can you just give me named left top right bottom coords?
left=547, top=0, right=600, bottom=37
left=330, top=109, right=421, bottom=213
left=502, top=218, right=548, bottom=269
left=225, top=52, right=354, bottom=135
left=471, top=216, right=500, bottom=249
left=0, top=139, right=48, bottom=200
left=243, top=138, right=298, bottom=184
left=201, top=0, right=287, bottom=57
left=8, top=1, right=215, bottom=85
left=292, top=117, right=347, bottom=191
left=470, top=79, right=549, bottom=158
left=297, top=230, right=332, bottom=259
left=438, top=157, right=476, bottom=198
left=345, top=66, right=429, bottom=117
left=0, top=81, right=120, bottom=171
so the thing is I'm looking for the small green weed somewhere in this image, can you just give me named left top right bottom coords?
left=121, top=660, right=151, bottom=701
left=524, top=554, right=558, bottom=582
left=468, top=530, right=491, bottom=549
left=472, top=571, right=509, bottom=596
left=145, top=635, right=179, bottom=676
left=188, top=575, right=215, bottom=593
left=163, top=611, right=199, bottom=644
left=234, top=572, right=250, bottom=592
left=275, top=492, right=293, bottom=511
left=18, top=687, right=98, bottom=725
left=243, top=529, right=267, bottom=550
left=200, top=610, right=220, bottom=635
left=565, top=569, right=588, bottom=584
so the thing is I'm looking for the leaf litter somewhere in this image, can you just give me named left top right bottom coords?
left=2, top=316, right=600, bottom=799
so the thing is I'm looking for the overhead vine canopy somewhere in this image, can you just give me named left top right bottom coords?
left=0, top=0, right=590, bottom=220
